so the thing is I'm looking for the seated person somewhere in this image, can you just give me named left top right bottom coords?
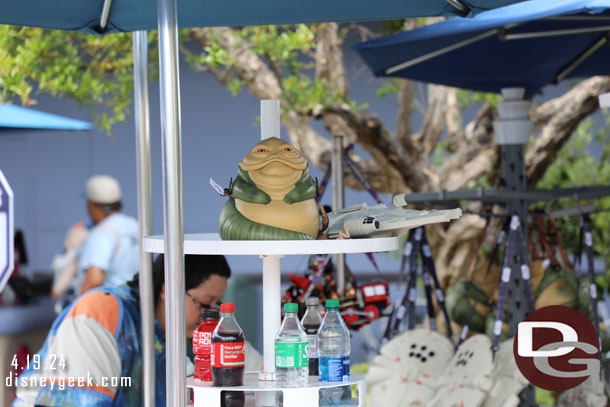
left=13, top=254, right=262, bottom=406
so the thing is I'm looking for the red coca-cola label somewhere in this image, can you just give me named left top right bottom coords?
left=211, top=342, right=245, bottom=368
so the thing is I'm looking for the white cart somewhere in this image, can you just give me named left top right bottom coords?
left=144, top=233, right=398, bottom=406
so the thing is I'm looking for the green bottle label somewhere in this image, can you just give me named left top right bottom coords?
left=275, top=341, right=309, bottom=368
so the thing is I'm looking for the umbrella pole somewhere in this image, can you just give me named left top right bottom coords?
left=133, top=30, right=155, bottom=407
left=331, top=134, right=346, bottom=296
left=494, top=87, right=531, bottom=332
left=495, top=87, right=536, bottom=407
left=157, top=0, right=186, bottom=405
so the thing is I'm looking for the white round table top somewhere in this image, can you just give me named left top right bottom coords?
left=143, top=233, right=398, bottom=256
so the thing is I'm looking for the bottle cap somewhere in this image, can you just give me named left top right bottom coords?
left=200, top=309, right=219, bottom=320
left=284, top=303, right=298, bottom=313
left=306, top=297, right=319, bottom=306
left=326, top=299, right=340, bottom=308
left=220, top=303, right=235, bottom=312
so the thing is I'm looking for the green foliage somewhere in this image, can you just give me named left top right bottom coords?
left=535, top=387, right=555, bottom=405
left=188, top=42, right=232, bottom=68
left=456, top=88, right=503, bottom=109
left=182, top=25, right=355, bottom=114
left=537, top=115, right=610, bottom=266
left=431, top=139, right=451, bottom=167
left=376, top=79, right=401, bottom=98
left=240, top=25, right=315, bottom=63
left=380, top=17, right=437, bottom=35
left=0, top=24, right=360, bottom=132
left=466, top=175, right=490, bottom=189
left=0, top=26, right=144, bottom=133
left=227, top=79, right=246, bottom=97
left=381, top=19, right=407, bottom=34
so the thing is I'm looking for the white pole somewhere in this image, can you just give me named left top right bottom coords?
left=261, top=100, right=280, bottom=140
left=599, top=92, right=610, bottom=108
left=157, top=0, right=186, bottom=405
left=332, top=135, right=346, bottom=295
left=132, top=30, right=155, bottom=407
left=257, top=100, right=282, bottom=407
left=259, top=255, right=282, bottom=381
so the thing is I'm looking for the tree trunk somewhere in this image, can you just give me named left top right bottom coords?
left=185, top=25, right=610, bottom=289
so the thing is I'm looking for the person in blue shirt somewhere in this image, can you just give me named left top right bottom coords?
left=13, top=254, right=262, bottom=406
left=76, top=175, right=139, bottom=295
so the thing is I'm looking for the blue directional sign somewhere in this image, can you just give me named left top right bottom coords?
left=0, top=170, right=14, bottom=292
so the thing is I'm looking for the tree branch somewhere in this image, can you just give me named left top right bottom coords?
left=438, top=103, right=496, bottom=189
left=187, top=27, right=333, bottom=166
left=187, top=27, right=282, bottom=99
left=444, top=87, right=465, bottom=153
left=265, top=52, right=284, bottom=87
left=527, top=76, right=610, bottom=186
left=413, top=84, right=451, bottom=163
left=315, top=23, right=349, bottom=98
left=319, top=103, right=433, bottom=192
left=427, top=213, right=488, bottom=289
left=397, top=80, right=416, bottom=158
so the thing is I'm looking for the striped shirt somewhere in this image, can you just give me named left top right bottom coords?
left=13, top=285, right=262, bottom=406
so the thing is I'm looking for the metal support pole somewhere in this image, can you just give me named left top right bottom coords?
left=259, top=255, right=283, bottom=381
left=261, top=100, right=280, bottom=140
left=495, top=87, right=530, bottom=334
left=495, top=87, right=535, bottom=407
left=331, top=135, right=346, bottom=296
left=157, top=0, right=186, bottom=405
left=133, top=30, right=155, bottom=407
left=500, top=143, right=530, bottom=331
left=257, top=101, right=282, bottom=407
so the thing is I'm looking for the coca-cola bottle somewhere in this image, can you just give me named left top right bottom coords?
left=193, top=309, right=219, bottom=381
left=211, top=303, right=245, bottom=407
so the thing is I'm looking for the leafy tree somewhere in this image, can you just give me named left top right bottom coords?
left=1, top=21, right=609, bottom=288
left=0, top=25, right=139, bottom=132
left=537, top=114, right=610, bottom=265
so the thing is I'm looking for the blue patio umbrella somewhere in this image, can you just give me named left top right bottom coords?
left=0, top=0, right=532, bottom=406
left=0, top=103, right=91, bottom=132
left=353, top=0, right=610, bottom=97
left=0, top=0, right=523, bottom=35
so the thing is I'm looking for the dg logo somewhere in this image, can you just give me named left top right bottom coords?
left=513, top=305, right=600, bottom=391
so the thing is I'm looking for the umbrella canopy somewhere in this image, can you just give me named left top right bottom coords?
left=0, top=103, right=92, bottom=131
left=1, top=0, right=521, bottom=35
left=353, top=0, right=610, bottom=96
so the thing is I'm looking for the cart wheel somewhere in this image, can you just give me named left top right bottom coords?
left=343, top=307, right=359, bottom=326
left=364, top=304, right=380, bottom=321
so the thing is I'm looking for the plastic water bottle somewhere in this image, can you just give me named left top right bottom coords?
left=301, top=297, right=322, bottom=376
left=318, top=299, right=352, bottom=406
left=275, top=303, right=309, bottom=386
left=318, top=299, right=350, bottom=382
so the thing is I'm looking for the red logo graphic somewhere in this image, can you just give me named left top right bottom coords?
left=513, top=305, right=600, bottom=391
left=211, top=342, right=245, bottom=368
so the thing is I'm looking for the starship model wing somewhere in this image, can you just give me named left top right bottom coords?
left=324, top=204, right=462, bottom=239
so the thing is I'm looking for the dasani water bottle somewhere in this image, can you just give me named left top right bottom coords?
left=318, top=299, right=350, bottom=382
left=318, top=299, right=352, bottom=406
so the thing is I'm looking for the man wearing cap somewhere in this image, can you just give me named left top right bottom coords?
left=76, top=175, right=139, bottom=295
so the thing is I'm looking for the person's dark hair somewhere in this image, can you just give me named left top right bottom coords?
left=128, top=254, right=231, bottom=306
